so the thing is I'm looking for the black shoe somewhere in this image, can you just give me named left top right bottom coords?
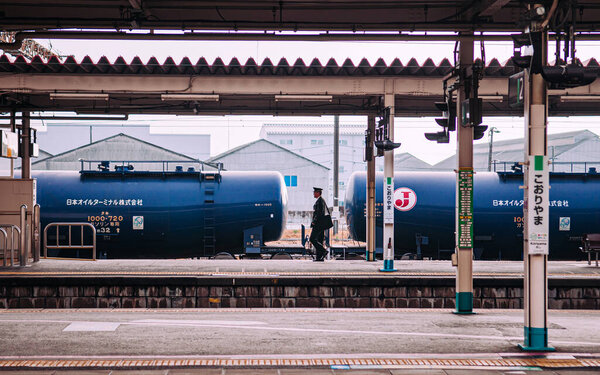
left=313, top=258, right=324, bottom=262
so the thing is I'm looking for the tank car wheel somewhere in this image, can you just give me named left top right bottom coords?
left=212, top=252, right=235, bottom=260
left=270, top=252, right=293, bottom=260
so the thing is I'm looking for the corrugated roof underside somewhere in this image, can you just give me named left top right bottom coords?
left=0, top=54, right=559, bottom=76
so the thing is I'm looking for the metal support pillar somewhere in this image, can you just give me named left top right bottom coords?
left=366, top=115, right=376, bottom=262
left=520, top=29, right=554, bottom=352
left=380, top=93, right=396, bottom=272
left=32, top=203, right=40, bottom=262
left=19, top=204, right=27, bottom=266
left=454, top=35, right=475, bottom=314
left=9, top=110, right=16, bottom=178
left=21, top=111, right=31, bottom=179
left=333, top=115, right=340, bottom=237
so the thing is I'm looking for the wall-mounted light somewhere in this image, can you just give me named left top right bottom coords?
left=560, top=95, right=600, bottom=102
left=161, top=94, right=220, bottom=101
left=49, top=92, right=109, bottom=100
left=275, top=95, right=333, bottom=102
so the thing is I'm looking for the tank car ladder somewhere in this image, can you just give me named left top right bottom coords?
left=201, top=167, right=221, bottom=257
left=202, top=179, right=217, bottom=256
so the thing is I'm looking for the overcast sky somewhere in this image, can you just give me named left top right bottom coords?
left=30, top=38, right=600, bottom=165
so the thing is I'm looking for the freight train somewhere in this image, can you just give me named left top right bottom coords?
left=345, top=170, right=600, bottom=260
left=33, top=167, right=287, bottom=258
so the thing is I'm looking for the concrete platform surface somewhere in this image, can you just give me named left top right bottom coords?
left=1, top=259, right=599, bottom=278
left=0, top=308, right=598, bottom=373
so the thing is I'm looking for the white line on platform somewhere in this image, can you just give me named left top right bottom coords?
left=1, top=318, right=599, bottom=347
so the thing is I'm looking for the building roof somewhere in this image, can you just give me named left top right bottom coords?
left=394, top=152, right=432, bottom=171
left=32, top=132, right=199, bottom=166
left=208, top=138, right=330, bottom=170
left=433, top=130, right=600, bottom=170
left=261, top=123, right=366, bottom=136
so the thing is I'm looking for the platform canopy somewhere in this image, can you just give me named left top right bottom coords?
left=0, top=54, right=599, bottom=116
left=1, top=1, right=600, bottom=33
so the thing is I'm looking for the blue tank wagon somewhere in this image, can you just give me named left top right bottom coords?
left=34, top=168, right=287, bottom=258
left=345, top=171, right=600, bottom=260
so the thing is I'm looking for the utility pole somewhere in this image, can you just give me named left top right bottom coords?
left=333, top=115, right=340, bottom=236
left=487, top=127, right=500, bottom=171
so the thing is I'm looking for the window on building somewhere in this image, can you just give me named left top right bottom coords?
left=339, top=181, right=345, bottom=186
left=339, top=166, right=345, bottom=173
left=280, top=139, right=293, bottom=145
left=284, top=175, right=298, bottom=187
left=310, top=139, right=324, bottom=145
left=339, top=139, right=348, bottom=146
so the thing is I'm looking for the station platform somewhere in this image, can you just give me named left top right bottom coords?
left=1, top=258, right=599, bottom=277
left=1, top=260, right=598, bottom=311
left=0, top=308, right=598, bottom=373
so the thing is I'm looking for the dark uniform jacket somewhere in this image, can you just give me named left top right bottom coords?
left=311, top=196, right=328, bottom=229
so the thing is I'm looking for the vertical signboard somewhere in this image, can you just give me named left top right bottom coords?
left=457, top=168, right=473, bottom=248
left=527, top=155, right=549, bottom=255
left=383, top=177, right=394, bottom=224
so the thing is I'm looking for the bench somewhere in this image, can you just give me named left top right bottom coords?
left=580, top=233, right=600, bottom=267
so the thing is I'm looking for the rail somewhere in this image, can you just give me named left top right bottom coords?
left=0, top=224, right=21, bottom=267
left=43, top=222, right=97, bottom=260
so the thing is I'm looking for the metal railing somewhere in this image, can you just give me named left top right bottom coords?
left=78, top=159, right=222, bottom=173
left=493, top=161, right=600, bottom=173
left=43, top=222, right=97, bottom=260
left=0, top=224, right=21, bottom=267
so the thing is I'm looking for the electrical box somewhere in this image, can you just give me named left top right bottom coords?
left=1, top=130, right=18, bottom=159
left=461, top=98, right=482, bottom=127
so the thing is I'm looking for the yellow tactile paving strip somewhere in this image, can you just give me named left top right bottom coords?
left=0, top=271, right=598, bottom=278
left=0, top=357, right=598, bottom=369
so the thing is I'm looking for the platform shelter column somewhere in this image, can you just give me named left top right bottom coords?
left=454, top=34, right=475, bottom=314
left=380, top=93, right=396, bottom=271
left=21, top=111, right=31, bottom=179
left=520, top=29, right=553, bottom=352
left=366, top=115, right=376, bottom=262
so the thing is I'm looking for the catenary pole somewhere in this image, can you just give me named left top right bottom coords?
left=454, top=34, right=475, bottom=314
left=366, top=115, right=376, bottom=262
left=380, top=92, right=396, bottom=272
left=520, top=22, right=553, bottom=352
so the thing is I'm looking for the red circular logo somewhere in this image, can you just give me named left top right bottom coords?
left=393, top=187, right=417, bottom=211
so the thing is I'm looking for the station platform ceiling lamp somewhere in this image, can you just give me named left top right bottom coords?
left=161, top=94, right=220, bottom=101
left=49, top=92, right=109, bottom=100
left=560, top=95, right=600, bottom=102
left=274, top=94, right=333, bottom=102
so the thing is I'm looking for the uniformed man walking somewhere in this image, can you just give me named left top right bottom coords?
left=310, top=187, right=331, bottom=261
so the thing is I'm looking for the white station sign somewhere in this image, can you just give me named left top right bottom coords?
left=527, top=155, right=549, bottom=255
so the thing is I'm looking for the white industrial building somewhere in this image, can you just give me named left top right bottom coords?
left=36, top=124, right=211, bottom=161
left=208, top=138, right=330, bottom=223
left=434, top=130, right=600, bottom=172
left=260, top=122, right=431, bottom=206
left=32, top=133, right=206, bottom=172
